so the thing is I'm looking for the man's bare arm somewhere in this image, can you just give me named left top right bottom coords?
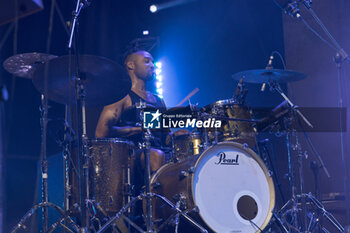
left=95, top=97, right=142, bottom=138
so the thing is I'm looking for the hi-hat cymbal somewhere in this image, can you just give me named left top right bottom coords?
left=3, top=52, right=58, bottom=78
left=32, top=55, right=131, bottom=106
left=232, top=69, right=307, bottom=83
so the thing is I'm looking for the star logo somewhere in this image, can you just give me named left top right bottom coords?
left=150, top=110, right=162, bottom=122
left=143, top=110, right=162, bottom=129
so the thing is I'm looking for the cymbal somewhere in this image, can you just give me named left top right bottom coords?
left=3, top=52, right=58, bottom=78
left=232, top=69, right=307, bottom=83
left=32, top=55, right=131, bottom=106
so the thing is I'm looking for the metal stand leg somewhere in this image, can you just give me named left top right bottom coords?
left=97, top=193, right=208, bottom=233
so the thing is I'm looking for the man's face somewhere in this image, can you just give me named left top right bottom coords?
left=132, top=51, right=155, bottom=81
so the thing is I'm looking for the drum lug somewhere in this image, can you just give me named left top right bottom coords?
left=267, top=170, right=273, bottom=177
left=179, top=170, right=189, bottom=179
left=179, top=167, right=194, bottom=180
left=172, top=193, right=187, bottom=210
left=188, top=166, right=195, bottom=174
left=151, top=182, right=161, bottom=189
left=192, top=205, right=200, bottom=213
left=124, top=183, right=134, bottom=195
left=109, top=196, right=114, bottom=206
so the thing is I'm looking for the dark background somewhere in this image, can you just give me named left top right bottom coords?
left=0, top=0, right=349, bottom=232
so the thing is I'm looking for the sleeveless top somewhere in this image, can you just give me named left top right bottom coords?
left=117, top=90, right=167, bottom=146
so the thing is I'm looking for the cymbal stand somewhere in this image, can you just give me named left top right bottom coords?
left=10, top=92, right=55, bottom=232
left=11, top=202, right=81, bottom=233
left=285, top=0, right=350, bottom=224
left=68, top=0, right=91, bottom=231
left=267, top=81, right=343, bottom=232
left=267, top=80, right=309, bottom=231
left=97, top=103, right=208, bottom=233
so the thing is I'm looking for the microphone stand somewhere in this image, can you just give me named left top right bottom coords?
left=283, top=0, right=350, bottom=224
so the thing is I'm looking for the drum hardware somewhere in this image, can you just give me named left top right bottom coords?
left=11, top=202, right=80, bottom=233
left=31, top=7, right=129, bottom=231
left=232, top=78, right=247, bottom=105
left=97, top=192, right=208, bottom=233
left=278, top=193, right=345, bottom=232
left=262, top=80, right=312, bottom=232
left=268, top=80, right=313, bottom=129
left=179, top=167, right=194, bottom=179
left=256, top=100, right=291, bottom=133
left=3, top=52, right=60, bottom=232
left=274, top=1, right=350, bottom=220
left=261, top=86, right=341, bottom=232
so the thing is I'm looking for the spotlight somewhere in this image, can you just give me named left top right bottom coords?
left=150, top=4, right=158, bottom=13
left=143, top=30, right=149, bottom=35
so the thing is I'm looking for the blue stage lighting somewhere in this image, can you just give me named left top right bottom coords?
left=154, top=61, right=163, bottom=98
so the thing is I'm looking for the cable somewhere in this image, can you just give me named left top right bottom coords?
left=299, top=17, right=338, bottom=52
left=271, top=50, right=286, bottom=70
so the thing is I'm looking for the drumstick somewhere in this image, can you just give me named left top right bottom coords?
left=176, top=88, right=199, bottom=107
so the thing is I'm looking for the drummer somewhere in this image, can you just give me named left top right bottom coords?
left=95, top=49, right=167, bottom=173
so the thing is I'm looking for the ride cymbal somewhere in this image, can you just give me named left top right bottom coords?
left=32, top=55, right=131, bottom=106
left=232, top=69, right=307, bottom=83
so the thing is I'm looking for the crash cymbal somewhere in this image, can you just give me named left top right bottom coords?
left=3, top=52, right=58, bottom=78
left=232, top=69, right=307, bottom=83
left=32, top=55, right=131, bottom=106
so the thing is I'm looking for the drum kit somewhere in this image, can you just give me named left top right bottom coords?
left=3, top=49, right=345, bottom=233
left=2, top=2, right=346, bottom=231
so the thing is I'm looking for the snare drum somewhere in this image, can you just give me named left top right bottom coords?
left=70, top=138, right=134, bottom=215
left=150, top=141, right=275, bottom=233
left=202, top=99, right=256, bottom=147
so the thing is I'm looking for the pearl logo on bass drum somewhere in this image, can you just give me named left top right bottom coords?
left=215, top=152, right=239, bottom=165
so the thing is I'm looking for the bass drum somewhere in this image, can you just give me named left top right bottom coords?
left=150, top=141, right=275, bottom=233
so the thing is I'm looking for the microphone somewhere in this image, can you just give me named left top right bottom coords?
left=272, top=0, right=302, bottom=18
left=233, top=78, right=247, bottom=104
left=261, top=54, right=274, bottom=91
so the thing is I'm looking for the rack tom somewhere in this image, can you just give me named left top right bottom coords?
left=202, top=99, right=256, bottom=147
left=171, top=131, right=202, bottom=162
